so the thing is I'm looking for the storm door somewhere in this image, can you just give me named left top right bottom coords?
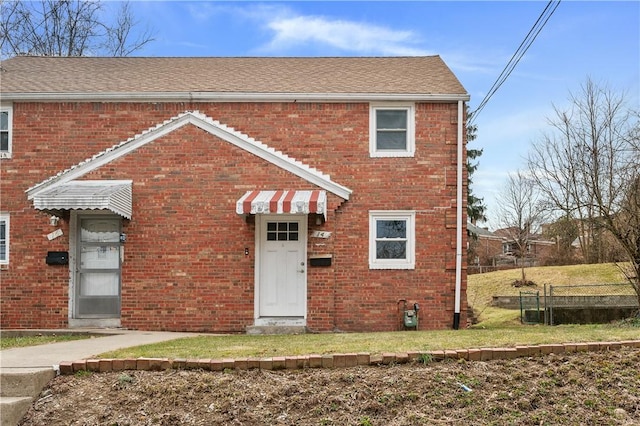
left=75, top=217, right=121, bottom=318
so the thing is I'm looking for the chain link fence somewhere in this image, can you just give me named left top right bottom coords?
left=546, top=283, right=638, bottom=325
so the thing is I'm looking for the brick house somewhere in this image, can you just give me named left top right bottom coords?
left=467, top=222, right=503, bottom=268
left=0, top=56, right=469, bottom=333
left=493, top=227, right=556, bottom=266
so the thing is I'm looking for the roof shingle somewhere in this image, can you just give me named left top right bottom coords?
left=0, top=56, right=467, bottom=97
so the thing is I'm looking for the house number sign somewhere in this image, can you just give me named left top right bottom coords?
left=311, top=231, right=331, bottom=239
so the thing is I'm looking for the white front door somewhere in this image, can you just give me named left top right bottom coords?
left=258, top=215, right=307, bottom=319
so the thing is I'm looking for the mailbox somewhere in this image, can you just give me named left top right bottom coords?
left=309, top=255, right=332, bottom=267
left=46, top=251, right=69, bottom=265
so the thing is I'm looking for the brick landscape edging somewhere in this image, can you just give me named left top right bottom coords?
left=57, top=340, right=640, bottom=375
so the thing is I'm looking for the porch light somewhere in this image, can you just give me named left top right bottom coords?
left=49, top=215, right=60, bottom=226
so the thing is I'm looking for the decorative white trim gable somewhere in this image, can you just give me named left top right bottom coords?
left=26, top=111, right=352, bottom=201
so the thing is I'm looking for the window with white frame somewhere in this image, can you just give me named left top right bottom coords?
left=369, top=211, right=415, bottom=269
left=1, top=107, right=12, bottom=158
left=0, top=214, right=8, bottom=264
left=369, top=104, right=415, bottom=157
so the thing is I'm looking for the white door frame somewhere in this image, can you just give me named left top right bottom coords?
left=254, top=214, right=307, bottom=326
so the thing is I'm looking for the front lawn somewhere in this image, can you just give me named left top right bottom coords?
left=98, top=322, right=639, bottom=360
left=0, top=334, right=90, bottom=350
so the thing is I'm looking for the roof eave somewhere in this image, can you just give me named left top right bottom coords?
left=1, top=92, right=470, bottom=103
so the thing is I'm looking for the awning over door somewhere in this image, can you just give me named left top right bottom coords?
left=236, top=190, right=327, bottom=218
left=32, top=180, right=132, bottom=219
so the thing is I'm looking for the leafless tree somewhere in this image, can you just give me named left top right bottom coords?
left=103, top=1, right=154, bottom=57
left=495, top=170, right=547, bottom=285
left=0, top=0, right=153, bottom=58
left=528, top=78, right=640, bottom=305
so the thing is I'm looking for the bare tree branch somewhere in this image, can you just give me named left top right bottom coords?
left=495, top=170, right=548, bottom=284
left=1, top=0, right=153, bottom=58
left=527, top=78, right=640, bottom=305
left=104, top=2, right=154, bottom=57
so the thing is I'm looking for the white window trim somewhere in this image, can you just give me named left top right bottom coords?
left=369, top=210, right=415, bottom=269
left=369, top=103, right=415, bottom=158
left=0, top=105, right=12, bottom=159
left=0, top=213, right=9, bottom=264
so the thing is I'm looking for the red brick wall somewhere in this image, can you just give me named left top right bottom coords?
left=0, top=101, right=467, bottom=332
left=469, top=236, right=504, bottom=267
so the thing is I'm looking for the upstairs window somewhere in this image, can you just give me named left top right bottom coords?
left=370, top=104, right=415, bottom=157
left=1, top=107, right=12, bottom=159
left=369, top=211, right=415, bottom=269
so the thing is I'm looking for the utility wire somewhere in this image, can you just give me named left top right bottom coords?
left=469, top=0, right=561, bottom=125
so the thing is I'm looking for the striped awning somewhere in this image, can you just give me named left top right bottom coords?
left=236, top=190, right=327, bottom=218
left=32, top=180, right=132, bottom=219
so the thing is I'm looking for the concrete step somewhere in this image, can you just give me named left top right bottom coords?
left=246, top=325, right=307, bottom=335
left=1, top=368, right=56, bottom=398
left=1, top=396, right=34, bottom=426
left=0, top=368, right=56, bottom=426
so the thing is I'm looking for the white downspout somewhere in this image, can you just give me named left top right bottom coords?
left=454, top=100, right=464, bottom=329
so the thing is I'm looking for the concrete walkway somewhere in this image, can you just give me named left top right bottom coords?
left=1, top=329, right=201, bottom=369
left=0, top=329, right=204, bottom=426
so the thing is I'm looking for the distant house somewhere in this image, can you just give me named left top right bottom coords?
left=0, top=56, right=469, bottom=333
left=493, top=227, right=556, bottom=266
left=467, top=222, right=502, bottom=267
left=468, top=223, right=557, bottom=269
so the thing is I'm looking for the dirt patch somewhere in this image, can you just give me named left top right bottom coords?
left=512, top=279, right=536, bottom=288
left=20, top=348, right=640, bottom=425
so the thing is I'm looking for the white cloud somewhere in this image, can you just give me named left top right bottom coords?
left=261, top=13, right=431, bottom=56
left=443, top=52, right=501, bottom=75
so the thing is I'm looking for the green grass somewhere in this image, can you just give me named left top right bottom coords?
left=0, top=335, right=90, bottom=350
left=467, top=262, right=632, bottom=318
left=99, top=323, right=640, bottom=359
left=472, top=307, right=521, bottom=328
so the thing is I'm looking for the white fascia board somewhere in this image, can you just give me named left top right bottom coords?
left=2, top=92, right=470, bottom=103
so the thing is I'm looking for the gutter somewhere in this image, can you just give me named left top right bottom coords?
left=1, top=92, right=471, bottom=103
left=453, top=100, right=464, bottom=330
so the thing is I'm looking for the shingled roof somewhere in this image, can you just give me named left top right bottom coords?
left=0, top=56, right=468, bottom=101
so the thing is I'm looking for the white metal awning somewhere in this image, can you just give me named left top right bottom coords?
left=32, top=180, right=132, bottom=219
left=236, top=190, right=327, bottom=219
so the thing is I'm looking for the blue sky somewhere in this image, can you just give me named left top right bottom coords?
left=116, top=1, right=639, bottom=227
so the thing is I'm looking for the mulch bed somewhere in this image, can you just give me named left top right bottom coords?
left=20, top=347, right=640, bottom=425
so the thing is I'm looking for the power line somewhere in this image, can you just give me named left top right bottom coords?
left=469, top=0, right=561, bottom=125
